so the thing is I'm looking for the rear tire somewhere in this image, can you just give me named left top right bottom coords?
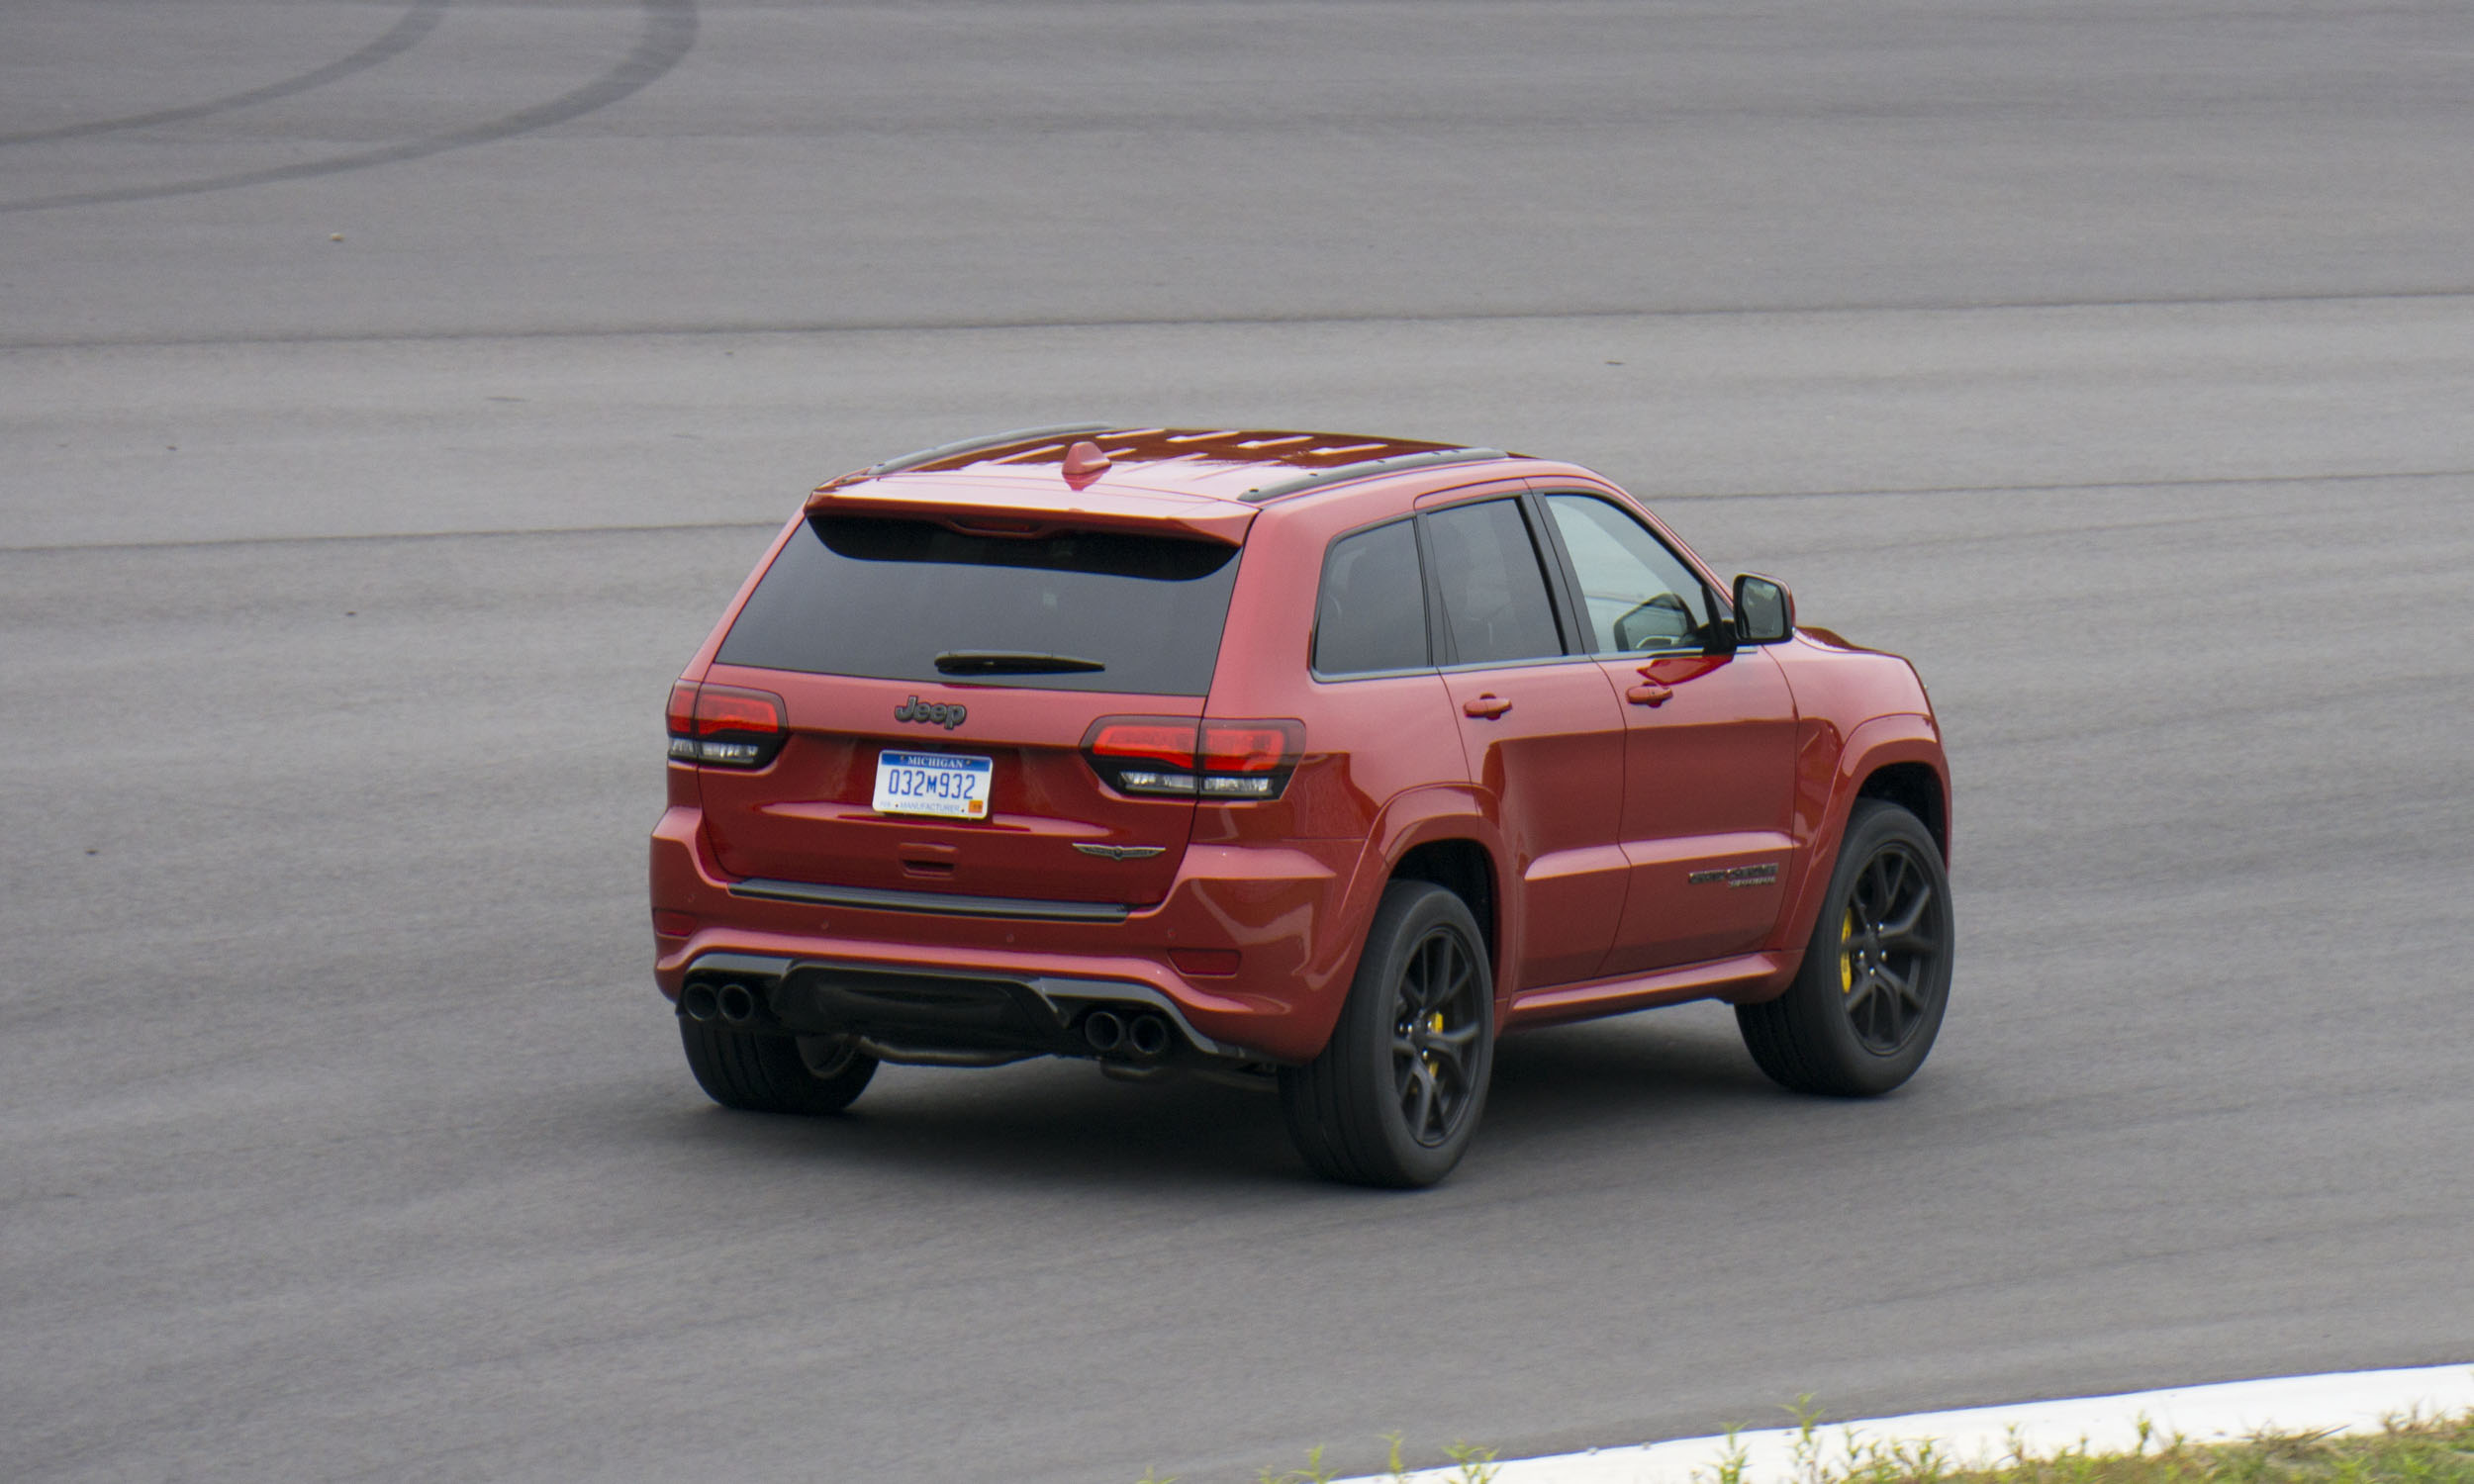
left=679, top=1021, right=879, bottom=1115
left=1281, top=881, right=1494, bottom=1188
left=1737, top=799, right=1952, bottom=1096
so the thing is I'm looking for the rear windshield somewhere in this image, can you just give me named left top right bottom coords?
left=715, top=515, right=1243, bottom=695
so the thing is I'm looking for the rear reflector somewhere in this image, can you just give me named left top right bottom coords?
left=666, top=682, right=789, bottom=768
left=1169, top=948, right=1241, bottom=977
left=1082, top=717, right=1302, bottom=800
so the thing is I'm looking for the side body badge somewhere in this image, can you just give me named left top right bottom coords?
left=1687, top=862, right=1780, bottom=888
left=1074, top=843, right=1166, bottom=861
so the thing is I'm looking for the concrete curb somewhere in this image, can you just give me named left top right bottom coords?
left=1349, top=1364, right=2474, bottom=1483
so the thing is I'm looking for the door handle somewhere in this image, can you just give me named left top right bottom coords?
left=1626, top=683, right=1673, bottom=707
left=1462, top=695, right=1514, bottom=719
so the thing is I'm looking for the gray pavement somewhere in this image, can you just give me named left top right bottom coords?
left=4, top=4, right=2471, bottom=1481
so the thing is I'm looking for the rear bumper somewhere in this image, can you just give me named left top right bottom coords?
left=675, top=953, right=1255, bottom=1065
left=648, top=805, right=1364, bottom=1064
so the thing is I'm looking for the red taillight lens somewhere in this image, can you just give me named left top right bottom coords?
left=1088, top=721, right=1198, bottom=770
left=1200, top=722, right=1299, bottom=774
left=693, top=686, right=784, bottom=737
left=1082, top=717, right=1302, bottom=801
left=666, top=683, right=787, bottom=768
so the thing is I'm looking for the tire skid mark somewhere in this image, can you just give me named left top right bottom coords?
left=0, top=0, right=451, bottom=147
left=0, top=0, right=695, bottom=214
left=4, top=284, right=2469, bottom=347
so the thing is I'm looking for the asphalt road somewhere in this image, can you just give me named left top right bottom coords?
left=4, top=4, right=2471, bottom=1481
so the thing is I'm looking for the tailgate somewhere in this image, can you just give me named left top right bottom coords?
left=698, top=668, right=1201, bottom=908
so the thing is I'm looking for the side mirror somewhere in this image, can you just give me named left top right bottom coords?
left=1732, top=574, right=1795, bottom=644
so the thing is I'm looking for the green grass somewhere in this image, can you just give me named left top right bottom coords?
left=1787, top=1414, right=2474, bottom=1484
left=1136, top=1407, right=2474, bottom=1484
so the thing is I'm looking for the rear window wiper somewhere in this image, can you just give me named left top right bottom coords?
left=933, top=650, right=1108, bottom=676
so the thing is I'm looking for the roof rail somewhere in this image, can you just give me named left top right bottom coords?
left=1238, top=446, right=1509, bottom=504
left=857, top=423, right=1116, bottom=480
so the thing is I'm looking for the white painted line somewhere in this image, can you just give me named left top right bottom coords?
left=1350, top=1364, right=2474, bottom=1484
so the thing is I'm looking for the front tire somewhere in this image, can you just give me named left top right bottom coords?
left=1281, top=881, right=1495, bottom=1188
left=1737, top=799, right=1952, bottom=1096
left=680, top=1021, right=879, bottom=1115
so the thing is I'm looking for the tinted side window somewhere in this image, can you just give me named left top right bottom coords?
left=716, top=516, right=1241, bottom=695
left=1314, top=519, right=1430, bottom=676
left=1424, top=499, right=1565, bottom=666
left=1543, top=493, right=1716, bottom=653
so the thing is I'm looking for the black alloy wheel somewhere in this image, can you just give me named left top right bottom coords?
left=1738, top=799, right=1953, bottom=1096
left=1836, top=839, right=1946, bottom=1055
left=1282, top=881, right=1495, bottom=1187
left=1391, top=925, right=1486, bottom=1147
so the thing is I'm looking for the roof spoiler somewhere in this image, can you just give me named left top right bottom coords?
left=807, top=478, right=1256, bottom=546
left=839, top=423, right=1116, bottom=483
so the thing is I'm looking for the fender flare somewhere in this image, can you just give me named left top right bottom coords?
left=1324, top=784, right=1516, bottom=1004
left=1776, top=713, right=1950, bottom=954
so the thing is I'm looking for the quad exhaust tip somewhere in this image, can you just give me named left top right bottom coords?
left=687, top=984, right=1179, bottom=1061
left=1082, top=1008, right=1173, bottom=1061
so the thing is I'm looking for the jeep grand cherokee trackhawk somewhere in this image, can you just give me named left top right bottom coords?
left=650, top=425, right=1952, bottom=1187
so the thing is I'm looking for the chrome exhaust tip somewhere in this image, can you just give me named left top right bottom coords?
left=715, top=982, right=758, bottom=1026
left=681, top=983, right=719, bottom=1023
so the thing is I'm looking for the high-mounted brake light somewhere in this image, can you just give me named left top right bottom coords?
left=1082, top=717, right=1303, bottom=800
left=666, top=682, right=789, bottom=768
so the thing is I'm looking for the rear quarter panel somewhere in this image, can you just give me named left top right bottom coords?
left=1191, top=481, right=1522, bottom=1021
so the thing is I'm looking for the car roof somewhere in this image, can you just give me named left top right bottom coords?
left=817, top=425, right=1527, bottom=507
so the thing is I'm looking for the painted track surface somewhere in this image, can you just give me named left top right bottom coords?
left=3, top=4, right=2470, bottom=1481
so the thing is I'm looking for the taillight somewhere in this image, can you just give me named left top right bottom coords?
left=665, top=682, right=789, bottom=768
left=1082, top=717, right=1303, bottom=800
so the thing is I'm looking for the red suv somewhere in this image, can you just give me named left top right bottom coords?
left=651, top=426, right=1951, bottom=1186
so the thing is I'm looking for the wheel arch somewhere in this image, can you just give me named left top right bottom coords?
left=1856, top=760, right=1949, bottom=861
left=1777, top=714, right=1950, bottom=954
left=1325, top=787, right=1514, bottom=1015
left=1388, top=837, right=1499, bottom=971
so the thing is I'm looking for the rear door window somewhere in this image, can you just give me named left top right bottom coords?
left=1313, top=518, right=1431, bottom=676
left=716, top=515, right=1242, bottom=695
left=1422, top=499, right=1567, bottom=666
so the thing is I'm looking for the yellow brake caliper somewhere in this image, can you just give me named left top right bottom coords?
left=1841, top=907, right=1859, bottom=994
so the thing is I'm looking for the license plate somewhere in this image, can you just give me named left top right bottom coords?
left=872, top=750, right=993, bottom=819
